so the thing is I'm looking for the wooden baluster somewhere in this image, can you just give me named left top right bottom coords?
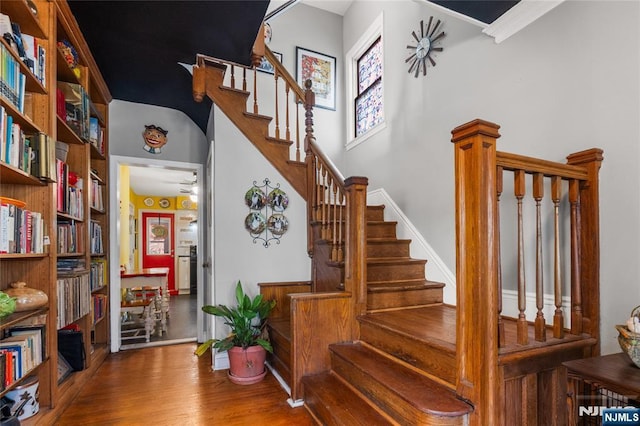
left=274, top=71, right=280, bottom=139
left=230, top=64, right=236, bottom=89
left=315, top=161, right=321, bottom=222
left=569, top=179, right=583, bottom=335
left=285, top=84, right=291, bottom=142
left=331, top=182, right=338, bottom=261
left=533, top=173, right=546, bottom=342
left=496, top=166, right=505, bottom=348
left=337, top=188, right=344, bottom=262
left=253, top=68, right=259, bottom=114
left=515, top=169, right=528, bottom=345
left=242, top=67, right=247, bottom=91
left=304, top=84, right=316, bottom=257
left=321, top=168, right=328, bottom=240
left=551, top=176, right=565, bottom=339
left=295, top=96, right=301, bottom=162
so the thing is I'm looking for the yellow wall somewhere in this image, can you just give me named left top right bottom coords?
left=118, top=165, right=131, bottom=269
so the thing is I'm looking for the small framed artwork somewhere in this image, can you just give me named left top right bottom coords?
left=296, top=47, right=336, bottom=110
left=256, top=51, right=282, bottom=75
left=57, top=352, right=73, bottom=384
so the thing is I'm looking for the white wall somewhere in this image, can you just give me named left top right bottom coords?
left=267, top=3, right=345, bottom=170
left=109, top=100, right=208, bottom=162
left=342, top=0, right=640, bottom=354
left=211, top=107, right=312, bottom=338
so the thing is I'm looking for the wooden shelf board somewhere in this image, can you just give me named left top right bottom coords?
left=0, top=0, right=48, bottom=39
left=0, top=96, right=44, bottom=134
left=0, top=252, right=49, bottom=260
left=0, top=162, right=47, bottom=185
left=0, top=308, right=48, bottom=331
left=56, top=116, right=85, bottom=145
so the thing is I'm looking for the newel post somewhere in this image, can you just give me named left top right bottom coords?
left=344, top=176, right=368, bottom=339
left=451, top=119, right=502, bottom=426
left=566, top=148, right=604, bottom=356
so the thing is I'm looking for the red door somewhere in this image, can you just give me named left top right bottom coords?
left=142, top=212, right=176, bottom=294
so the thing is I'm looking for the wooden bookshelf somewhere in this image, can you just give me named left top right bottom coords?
left=0, top=0, right=111, bottom=421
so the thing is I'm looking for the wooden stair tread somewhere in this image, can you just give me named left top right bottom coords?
left=367, top=279, right=445, bottom=292
left=243, top=111, right=272, bottom=122
left=266, top=135, right=294, bottom=146
left=219, top=84, right=250, bottom=97
left=331, top=342, right=472, bottom=418
left=359, top=305, right=457, bottom=351
left=303, top=372, right=393, bottom=425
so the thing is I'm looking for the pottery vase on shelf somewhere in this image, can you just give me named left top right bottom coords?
left=5, top=282, right=48, bottom=312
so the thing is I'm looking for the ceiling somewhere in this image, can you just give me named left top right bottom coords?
left=68, top=1, right=519, bottom=197
left=68, top=0, right=519, bottom=135
left=127, top=166, right=197, bottom=198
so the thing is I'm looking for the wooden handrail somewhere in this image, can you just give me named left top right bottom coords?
left=264, top=47, right=304, bottom=101
left=497, top=151, right=589, bottom=179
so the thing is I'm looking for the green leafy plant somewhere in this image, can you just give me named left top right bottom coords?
left=195, top=281, right=276, bottom=356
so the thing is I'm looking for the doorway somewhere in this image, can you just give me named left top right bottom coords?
left=142, top=212, right=176, bottom=293
left=109, top=155, right=205, bottom=352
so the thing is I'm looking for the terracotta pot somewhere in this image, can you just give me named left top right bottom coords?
left=227, top=345, right=267, bottom=385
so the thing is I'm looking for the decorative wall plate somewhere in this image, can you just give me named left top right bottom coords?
left=245, top=212, right=266, bottom=234
left=159, top=198, right=170, bottom=208
left=143, top=197, right=154, bottom=207
left=267, top=214, right=289, bottom=236
left=245, top=187, right=266, bottom=210
left=268, top=188, right=289, bottom=212
left=181, top=199, right=191, bottom=209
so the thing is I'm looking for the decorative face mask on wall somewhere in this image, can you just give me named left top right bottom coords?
left=142, top=125, right=168, bottom=154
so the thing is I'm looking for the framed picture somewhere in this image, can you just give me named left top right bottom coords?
left=296, top=47, right=336, bottom=110
left=57, top=352, right=73, bottom=384
left=256, top=51, right=282, bottom=75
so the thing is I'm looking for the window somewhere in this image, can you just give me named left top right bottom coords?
left=355, top=37, right=383, bottom=138
left=346, top=13, right=385, bottom=150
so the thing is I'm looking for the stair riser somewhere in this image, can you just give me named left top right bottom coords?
left=367, top=241, right=411, bottom=258
left=359, top=321, right=457, bottom=386
left=268, top=353, right=291, bottom=386
left=367, top=288, right=443, bottom=311
left=317, top=222, right=398, bottom=241
left=268, top=326, right=291, bottom=370
left=331, top=352, right=465, bottom=425
left=315, top=205, right=385, bottom=222
left=368, top=262, right=426, bottom=282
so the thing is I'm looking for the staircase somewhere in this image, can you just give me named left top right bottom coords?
left=193, top=46, right=603, bottom=425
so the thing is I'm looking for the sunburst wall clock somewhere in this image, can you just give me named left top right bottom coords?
left=405, top=17, right=445, bottom=78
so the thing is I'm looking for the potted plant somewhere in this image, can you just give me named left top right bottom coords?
left=195, top=281, right=276, bottom=384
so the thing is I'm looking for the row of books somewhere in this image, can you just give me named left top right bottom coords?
left=56, top=159, right=84, bottom=218
left=57, top=220, right=84, bottom=254
left=57, top=258, right=85, bottom=273
left=0, top=37, right=27, bottom=113
left=91, top=294, right=107, bottom=325
left=90, top=221, right=103, bottom=255
left=90, top=178, right=104, bottom=211
left=0, top=106, right=57, bottom=182
left=0, top=323, right=46, bottom=390
left=0, top=13, right=46, bottom=89
left=57, top=82, right=90, bottom=142
left=0, top=200, right=45, bottom=254
left=56, top=273, right=91, bottom=329
left=89, top=117, right=105, bottom=156
left=90, top=258, right=107, bottom=291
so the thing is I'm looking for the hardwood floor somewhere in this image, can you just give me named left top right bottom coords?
left=55, top=343, right=314, bottom=425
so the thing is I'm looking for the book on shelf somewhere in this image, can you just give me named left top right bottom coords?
left=9, top=323, right=46, bottom=366
left=90, top=258, right=107, bottom=290
left=57, top=81, right=90, bottom=141
left=56, top=273, right=91, bottom=329
left=0, top=199, right=44, bottom=254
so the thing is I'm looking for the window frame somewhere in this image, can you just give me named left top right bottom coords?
left=354, top=36, right=383, bottom=139
left=345, top=13, right=385, bottom=151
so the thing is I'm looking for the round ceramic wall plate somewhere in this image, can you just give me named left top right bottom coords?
left=159, top=198, right=170, bottom=208
left=143, top=197, right=154, bottom=207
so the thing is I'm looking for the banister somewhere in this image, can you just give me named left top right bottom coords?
left=264, top=47, right=305, bottom=101
left=497, top=151, right=589, bottom=180
left=308, top=141, right=346, bottom=186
